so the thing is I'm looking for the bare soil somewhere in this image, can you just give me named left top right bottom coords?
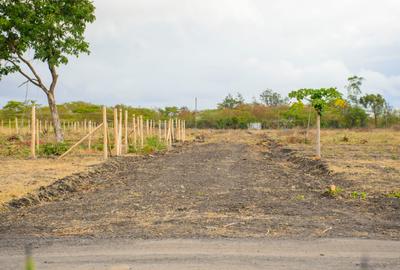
left=0, top=131, right=399, bottom=244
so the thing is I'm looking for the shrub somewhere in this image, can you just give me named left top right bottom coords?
left=40, top=142, right=70, bottom=156
left=130, top=136, right=166, bottom=154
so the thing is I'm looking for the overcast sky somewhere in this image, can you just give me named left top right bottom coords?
left=1, top=0, right=400, bottom=109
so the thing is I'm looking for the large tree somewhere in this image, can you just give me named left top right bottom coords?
left=259, top=89, right=288, bottom=106
left=360, top=93, right=385, bottom=128
left=218, top=93, right=245, bottom=109
left=346, top=75, right=364, bottom=105
left=0, top=0, right=95, bottom=142
left=289, top=88, right=343, bottom=158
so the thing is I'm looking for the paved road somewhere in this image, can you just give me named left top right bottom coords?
left=1, top=238, right=399, bottom=270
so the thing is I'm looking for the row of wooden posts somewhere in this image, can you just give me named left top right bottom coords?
left=0, top=118, right=100, bottom=134
left=28, top=106, right=186, bottom=159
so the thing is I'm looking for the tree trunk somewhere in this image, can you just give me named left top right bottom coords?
left=316, top=114, right=321, bottom=159
left=374, top=114, right=378, bottom=128
left=46, top=91, right=64, bottom=142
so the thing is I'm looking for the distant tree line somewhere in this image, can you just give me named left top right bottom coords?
left=1, top=76, right=399, bottom=130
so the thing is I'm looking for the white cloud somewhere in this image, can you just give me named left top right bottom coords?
left=1, top=0, right=400, bottom=108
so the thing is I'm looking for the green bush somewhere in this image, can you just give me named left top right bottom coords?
left=128, top=136, right=166, bottom=154
left=142, top=136, right=166, bottom=154
left=40, top=142, right=70, bottom=156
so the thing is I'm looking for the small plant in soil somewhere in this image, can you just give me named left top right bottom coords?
left=323, top=185, right=343, bottom=198
left=386, top=191, right=400, bottom=199
left=350, top=191, right=367, bottom=200
left=295, top=194, right=305, bottom=201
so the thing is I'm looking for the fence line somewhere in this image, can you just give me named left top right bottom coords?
left=0, top=106, right=187, bottom=159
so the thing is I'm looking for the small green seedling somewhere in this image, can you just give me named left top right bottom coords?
left=350, top=191, right=367, bottom=200
left=386, top=191, right=400, bottom=199
left=295, top=194, right=305, bottom=201
left=323, top=185, right=343, bottom=198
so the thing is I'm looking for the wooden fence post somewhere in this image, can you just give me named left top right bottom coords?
left=140, top=115, right=144, bottom=149
left=183, top=120, right=186, bottom=142
left=103, top=106, right=108, bottom=160
left=113, top=108, right=119, bottom=156
left=145, top=119, right=149, bottom=138
left=132, top=115, right=137, bottom=149
left=171, top=118, right=175, bottom=142
left=124, top=110, right=128, bottom=153
left=169, top=118, right=173, bottom=147
left=164, top=120, right=167, bottom=142
left=88, top=120, right=92, bottom=150
left=36, top=119, right=40, bottom=150
left=15, top=117, right=19, bottom=134
left=118, top=108, right=123, bottom=155
left=158, top=120, right=161, bottom=140
left=178, top=119, right=181, bottom=141
left=31, top=106, right=36, bottom=158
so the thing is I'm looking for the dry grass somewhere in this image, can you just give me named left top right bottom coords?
left=265, top=128, right=400, bottom=194
left=0, top=156, right=103, bottom=207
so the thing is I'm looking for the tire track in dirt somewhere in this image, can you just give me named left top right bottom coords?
left=0, top=135, right=399, bottom=244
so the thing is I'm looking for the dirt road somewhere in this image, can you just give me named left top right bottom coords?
left=1, top=238, right=400, bottom=270
left=0, top=132, right=399, bottom=268
left=0, top=132, right=399, bottom=240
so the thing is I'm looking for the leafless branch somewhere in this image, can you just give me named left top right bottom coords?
left=15, top=52, right=48, bottom=93
left=6, top=59, right=41, bottom=88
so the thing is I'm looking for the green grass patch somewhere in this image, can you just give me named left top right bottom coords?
left=350, top=191, right=367, bottom=200
left=39, top=142, right=70, bottom=157
left=386, top=191, right=400, bottom=199
left=129, top=136, right=166, bottom=154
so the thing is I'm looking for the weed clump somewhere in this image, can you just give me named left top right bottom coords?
left=350, top=191, right=367, bottom=200
left=386, top=191, right=400, bottom=199
left=322, top=185, right=343, bottom=198
left=129, top=136, right=166, bottom=154
left=40, top=142, right=70, bottom=157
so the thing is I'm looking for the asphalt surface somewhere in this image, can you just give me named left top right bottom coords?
left=1, top=238, right=399, bottom=270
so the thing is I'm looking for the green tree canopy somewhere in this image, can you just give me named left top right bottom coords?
left=288, top=88, right=343, bottom=115
left=218, top=93, right=245, bottom=109
left=346, top=75, right=364, bottom=105
left=259, top=89, right=288, bottom=106
left=0, top=0, right=96, bottom=142
left=360, top=93, right=385, bottom=127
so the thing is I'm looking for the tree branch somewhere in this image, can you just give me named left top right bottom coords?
left=15, top=51, right=48, bottom=93
left=6, top=59, right=42, bottom=88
